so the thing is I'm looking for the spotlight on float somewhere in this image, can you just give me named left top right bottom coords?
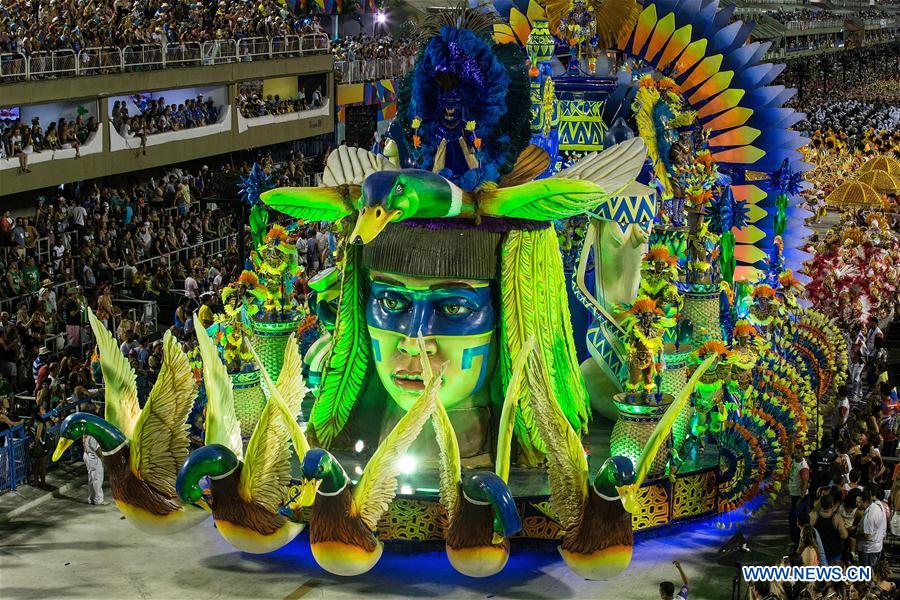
left=376, top=11, right=387, bottom=24
left=398, top=454, right=416, bottom=475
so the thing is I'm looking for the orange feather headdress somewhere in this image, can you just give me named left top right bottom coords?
left=627, top=296, right=663, bottom=316
left=237, top=270, right=260, bottom=288
left=733, top=320, right=757, bottom=339
left=644, top=245, right=678, bottom=267
left=751, top=284, right=776, bottom=298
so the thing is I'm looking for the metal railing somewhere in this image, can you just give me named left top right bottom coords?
left=785, top=19, right=844, bottom=31
left=0, top=425, right=29, bottom=492
left=1, top=33, right=330, bottom=82
left=0, top=52, right=27, bottom=82
left=334, top=55, right=416, bottom=84
left=110, top=231, right=240, bottom=287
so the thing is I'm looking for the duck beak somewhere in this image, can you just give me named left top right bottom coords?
left=52, top=438, right=74, bottom=462
left=491, top=532, right=504, bottom=545
left=616, top=484, right=640, bottom=514
left=350, top=206, right=401, bottom=244
left=298, top=480, right=319, bottom=507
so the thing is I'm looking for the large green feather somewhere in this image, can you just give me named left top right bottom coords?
left=500, top=229, right=590, bottom=466
left=260, top=186, right=353, bottom=223
left=500, top=229, right=543, bottom=465
left=307, top=242, right=371, bottom=447
left=481, top=179, right=614, bottom=220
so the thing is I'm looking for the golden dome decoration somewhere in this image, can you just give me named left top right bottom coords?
left=825, top=180, right=887, bottom=208
left=858, top=155, right=900, bottom=176
left=855, top=169, right=900, bottom=195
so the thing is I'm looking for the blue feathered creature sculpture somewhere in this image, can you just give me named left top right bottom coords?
left=398, top=5, right=529, bottom=191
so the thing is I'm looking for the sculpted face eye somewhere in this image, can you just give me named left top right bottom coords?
left=395, top=183, right=404, bottom=195
left=439, top=302, right=473, bottom=318
left=378, top=295, right=409, bottom=313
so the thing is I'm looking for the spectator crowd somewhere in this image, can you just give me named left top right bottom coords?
left=779, top=46, right=900, bottom=154
left=1, top=114, right=99, bottom=172
left=0, top=0, right=327, bottom=54
left=237, top=85, right=324, bottom=119
left=331, top=34, right=419, bottom=64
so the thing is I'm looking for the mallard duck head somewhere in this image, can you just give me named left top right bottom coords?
left=52, top=412, right=127, bottom=462
left=461, top=472, right=522, bottom=543
left=350, top=171, right=416, bottom=245
left=301, top=448, right=349, bottom=495
left=592, top=456, right=636, bottom=510
left=176, top=444, right=240, bottom=504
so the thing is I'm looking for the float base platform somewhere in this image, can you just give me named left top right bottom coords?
left=285, top=417, right=722, bottom=540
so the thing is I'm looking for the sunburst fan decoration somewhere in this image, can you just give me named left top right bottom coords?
left=485, top=0, right=639, bottom=50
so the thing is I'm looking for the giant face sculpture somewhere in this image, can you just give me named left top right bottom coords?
left=367, top=270, right=496, bottom=411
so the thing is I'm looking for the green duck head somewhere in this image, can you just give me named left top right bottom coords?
left=350, top=170, right=456, bottom=244
left=301, top=448, right=349, bottom=496
left=176, top=444, right=240, bottom=504
left=52, top=412, right=127, bottom=462
left=592, top=455, right=636, bottom=505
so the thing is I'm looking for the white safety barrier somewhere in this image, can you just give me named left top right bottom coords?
left=0, top=128, right=104, bottom=171
left=108, top=106, right=232, bottom=153
left=236, top=99, right=330, bottom=134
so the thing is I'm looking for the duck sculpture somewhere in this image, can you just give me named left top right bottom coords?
left=175, top=324, right=309, bottom=554
left=529, top=348, right=717, bottom=579
left=426, top=335, right=528, bottom=577
left=52, top=308, right=207, bottom=534
left=260, top=139, right=648, bottom=245
left=301, top=362, right=444, bottom=576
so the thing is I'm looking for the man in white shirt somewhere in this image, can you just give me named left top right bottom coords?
left=184, top=271, right=199, bottom=300
left=788, top=444, right=810, bottom=545
left=138, top=222, right=153, bottom=252
left=68, top=203, right=87, bottom=230
left=84, top=434, right=107, bottom=505
left=857, top=489, right=886, bottom=567
left=833, top=384, right=850, bottom=439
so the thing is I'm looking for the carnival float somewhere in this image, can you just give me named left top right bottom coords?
left=52, top=0, right=850, bottom=582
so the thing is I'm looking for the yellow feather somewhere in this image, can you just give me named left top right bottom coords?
left=495, top=336, right=535, bottom=483
left=87, top=307, right=140, bottom=439
left=195, top=317, right=242, bottom=459
left=417, top=336, right=460, bottom=522
left=129, top=331, right=197, bottom=496
left=526, top=348, right=588, bottom=532
left=354, top=363, right=444, bottom=531
left=249, top=340, right=311, bottom=459
left=274, top=334, right=307, bottom=428
left=238, top=395, right=292, bottom=511
left=431, top=398, right=461, bottom=523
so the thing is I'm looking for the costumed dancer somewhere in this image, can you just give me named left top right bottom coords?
left=620, top=297, right=675, bottom=396
left=689, top=341, right=733, bottom=450
left=729, top=321, right=760, bottom=411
